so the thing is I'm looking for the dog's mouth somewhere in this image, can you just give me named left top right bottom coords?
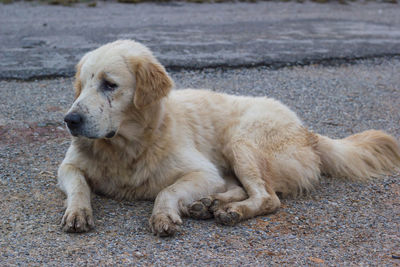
left=68, top=128, right=114, bottom=140
left=105, top=131, right=116, bottom=139
left=67, top=128, right=81, bottom=137
left=66, top=123, right=116, bottom=139
left=70, top=132, right=98, bottom=139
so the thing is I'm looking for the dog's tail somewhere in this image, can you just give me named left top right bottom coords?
left=316, top=130, right=400, bottom=181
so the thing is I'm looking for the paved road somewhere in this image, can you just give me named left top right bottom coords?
left=1, top=1, right=400, bottom=79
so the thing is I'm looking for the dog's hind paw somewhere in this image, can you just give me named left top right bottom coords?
left=61, top=207, right=94, bottom=233
left=149, top=211, right=182, bottom=237
left=188, top=197, right=213, bottom=219
left=214, top=207, right=242, bottom=226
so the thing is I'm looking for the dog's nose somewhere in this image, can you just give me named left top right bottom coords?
left=64, top=113, right=83, bottom=129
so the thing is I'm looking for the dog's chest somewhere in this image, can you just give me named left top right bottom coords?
left=83, top=151, right=172, bottom=201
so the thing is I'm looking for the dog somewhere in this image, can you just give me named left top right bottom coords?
left=58, top=40, right=400, bottom=236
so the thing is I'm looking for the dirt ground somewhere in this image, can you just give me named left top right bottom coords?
left=0, top=59, right=399, bottom=265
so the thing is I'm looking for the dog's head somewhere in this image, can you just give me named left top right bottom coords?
left=64, top=40, right=173, bottom=139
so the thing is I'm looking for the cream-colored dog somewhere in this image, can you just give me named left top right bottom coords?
left=58, top=40, right=400, bottom=236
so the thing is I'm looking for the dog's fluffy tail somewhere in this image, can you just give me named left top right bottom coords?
left=316, top=130, right=400, bottom=181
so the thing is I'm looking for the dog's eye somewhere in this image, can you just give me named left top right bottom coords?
left=103, top=80, right=118, bottom=91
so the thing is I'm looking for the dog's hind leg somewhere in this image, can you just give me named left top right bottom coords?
left=189, top=176, right=248, bottom=220
left=150, top=167, right=226, bottom=236
left=212, top=140, right=281, bottom=225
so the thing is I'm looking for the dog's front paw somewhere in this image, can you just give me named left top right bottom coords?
left=149, top=211, right=182, bottom=237
left=61, top=207, right=94, bottom=233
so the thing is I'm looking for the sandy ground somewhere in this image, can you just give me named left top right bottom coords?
left=0, top=58, right=399, bottom=265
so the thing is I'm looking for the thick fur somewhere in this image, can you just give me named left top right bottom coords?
left=58, top=40, right=400, bottom=236
left=317, top=131, right=400, bottom=181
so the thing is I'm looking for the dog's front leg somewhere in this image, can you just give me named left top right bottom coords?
left=58, top=163, right=94, bottom=233
left=150, top=171, right=225, bottom=237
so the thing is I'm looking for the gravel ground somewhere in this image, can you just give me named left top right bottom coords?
left=0, top=58, right=399, bottom=266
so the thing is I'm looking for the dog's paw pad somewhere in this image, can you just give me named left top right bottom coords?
left=190, top=202, right=204, bottom=212
left=199, top=197, right=212, bottom=207
left=209, top=199, right=222, bottom=213
left=189, top=198, right=213, bottom=220
left=214, top=209, right=242, bottom=226
left=61, top=207, right=94, bottom=233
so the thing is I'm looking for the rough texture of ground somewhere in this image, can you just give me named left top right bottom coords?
left=0, top=57, right=399, bottom=265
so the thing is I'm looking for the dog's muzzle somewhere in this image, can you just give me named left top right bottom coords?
left=64, top=112, right=83, bottom=135
left=105, top=131, right=116, bottom=138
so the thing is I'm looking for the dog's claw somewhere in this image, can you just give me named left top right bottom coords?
left=150, top=212, right=182, bottom=237
left=61, top=207, right=94, bottom=233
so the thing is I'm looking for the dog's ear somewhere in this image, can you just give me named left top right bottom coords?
left=74, top=62, right=83, bottom=100
left=132, top=57, right=173, bottom=109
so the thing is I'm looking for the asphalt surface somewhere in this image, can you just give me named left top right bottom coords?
left=1, top=1, right=400, bottom=266
left=1, top=57, right=399, bottom=265
left=1, top=1, right=400, bottom=79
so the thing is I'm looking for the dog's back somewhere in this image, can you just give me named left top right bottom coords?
left=169, top=89, right=400, bottom=197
